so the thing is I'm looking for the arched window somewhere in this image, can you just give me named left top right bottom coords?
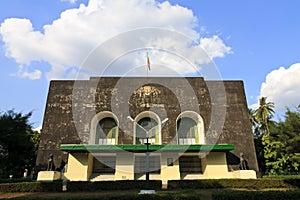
left=136, top=117, right=158, bottom=144
left=96, top=117, right=118, bottom=145
left=89, top=111, right=119, bottom=145
left=177, top=117, right=198, bottom=144
left=133, top=111, right=161, bottom=144
left=176, top=111, right=204, bottom=144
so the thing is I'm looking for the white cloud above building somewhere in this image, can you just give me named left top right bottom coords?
left=252, top=63, right=300, bottom=113
left=0, top=0, right=232, bottom=80
left=11, top=65, right=42, bottom=80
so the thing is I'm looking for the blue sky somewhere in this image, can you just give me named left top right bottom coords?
left=1, top=0, right=300, bottom=129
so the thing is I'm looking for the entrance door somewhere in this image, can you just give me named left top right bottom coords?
left=134, top=155, right=161, bottom=180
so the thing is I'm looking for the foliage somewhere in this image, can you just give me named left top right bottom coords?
left=167, top=178, right=300, bottom=189
left=249, top=108, right=260, bottom=135
left=254, top=97, right=275, bottom=136
left=1, top=179, right=300, bottom=200
left=0, top=193, right=204, bottom=200
left=261, top=108, right=300, bottom=175
left=263, top=174, right=300, bottom=179
left=251, top=98, right=300, bottom=175
left=0, top=181, right=62, bottom=192
left=67, top=180, right=162, bottom=191
left=0, top=177, right=33, bottom=183
left=0, top=110, right=40, bottom=178
left=212, top=190, right=300, bottom=200
left=254, top=134, right=266, bottom=173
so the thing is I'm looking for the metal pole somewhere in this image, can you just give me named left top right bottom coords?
left=145, top=134, right=149, bottom=190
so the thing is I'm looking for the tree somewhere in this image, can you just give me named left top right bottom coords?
left=251, top=97, right=275, bottom=174
left=278, top=108, right=300, bottom=171
left=255, top=97, right=275, bottom=135
left=262, top=107, right=300, bottom=175
left=251, top=99, right=300, bottom=175
left=249, top=108, right=260, bottom=136
left=0, top=110, right=38, bottom=178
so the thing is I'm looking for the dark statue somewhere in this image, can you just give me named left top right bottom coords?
left=239, top=153, right=249, bottom=170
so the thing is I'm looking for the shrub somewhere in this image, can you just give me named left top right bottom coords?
left=0, top=193, right=203, bottom=200
left=212, top=189, right=300, bottom=200
left=168, top=178, right=300, bottom=189
left=0, top=178, right=33, bottom=183
left=67, top=180, right=162, bottom=192
left=0, top=181, right=62, bottom=192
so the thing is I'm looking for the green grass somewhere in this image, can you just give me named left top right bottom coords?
left=2, top=189, right=300, bottom=200
left=0, top=190, right=209, bottom=200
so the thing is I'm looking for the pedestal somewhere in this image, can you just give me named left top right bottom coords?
left=37, top=171, right=61, bottom=181
left=232, top=170, right=257, bottom=179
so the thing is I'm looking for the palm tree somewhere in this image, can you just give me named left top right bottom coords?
left=255, top=97, right=275, bottom=135
left=249, top=108, right=259, bottom=136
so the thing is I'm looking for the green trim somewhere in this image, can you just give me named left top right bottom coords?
left=60, top=144, right=234, bottom=152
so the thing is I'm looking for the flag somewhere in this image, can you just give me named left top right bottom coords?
left=147, top=52, right=150, bottom=71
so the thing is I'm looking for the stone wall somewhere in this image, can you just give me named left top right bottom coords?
left=36, top=77, right=258, bottom=172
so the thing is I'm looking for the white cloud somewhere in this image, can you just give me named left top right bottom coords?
left=11, top=65, right=42, bottom=80
left=256, top=63, right=300, bottom=111
left=200, top=35, right=232, bottom=59
left=0, top=0, right=232, bottom=80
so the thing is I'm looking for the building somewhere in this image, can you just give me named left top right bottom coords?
left=36, top=77, right=258, bottom=182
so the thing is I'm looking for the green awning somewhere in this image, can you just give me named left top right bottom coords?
left=60, top=144, right=234, bottom=152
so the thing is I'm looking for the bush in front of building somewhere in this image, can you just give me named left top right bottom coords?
left=0, top=181, right=62, bottom=192
left=0, top=177, right=33, bottom=183
left=67, top=180, right=162, bottom=191
left=212, top=189, right=300, bottom=200
left=0, top=193, right=204, bottom=200
left=168, top=178, right=300, bottom=189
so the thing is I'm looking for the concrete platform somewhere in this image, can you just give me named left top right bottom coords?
left=37, top=171, right=61, bottom=181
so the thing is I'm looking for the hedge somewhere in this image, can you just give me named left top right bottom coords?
left=0, top=182, right=62, bottom=192
left=0, top=193, right=204, bottom=200
left=67, top=180, right=162, bottom=192
left=0, top=180, right=162, bottom=192
left=212, top=190, right=300, bottom=200
left=0, top=178, right=33, bottom=183
left=1, top=179, right=300, bottom=194
left=168, top=178, right=300, bottom=189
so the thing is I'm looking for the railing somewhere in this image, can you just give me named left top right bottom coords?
left=179, top=138, right=196, bottom=145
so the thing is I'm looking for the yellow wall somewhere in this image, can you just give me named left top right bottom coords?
left=203, top=152, right=231, bottom=178
left=63, top=151, right=256, bottom=181
left=64, top=153, right=90, bottom=181
left=114, top=152, right=135, bottom=180
left=87, top=153, right=94, bottom=179
left=160, top=153, right=180, bottom=181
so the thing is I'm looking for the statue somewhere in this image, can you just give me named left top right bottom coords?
left=239, top=153, right=249, bottom=170
left=23, top=169, right=28, bottom=178
left=47, top=154, right=54, bottom=171
left=58, top=159, right=67, bottom=172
